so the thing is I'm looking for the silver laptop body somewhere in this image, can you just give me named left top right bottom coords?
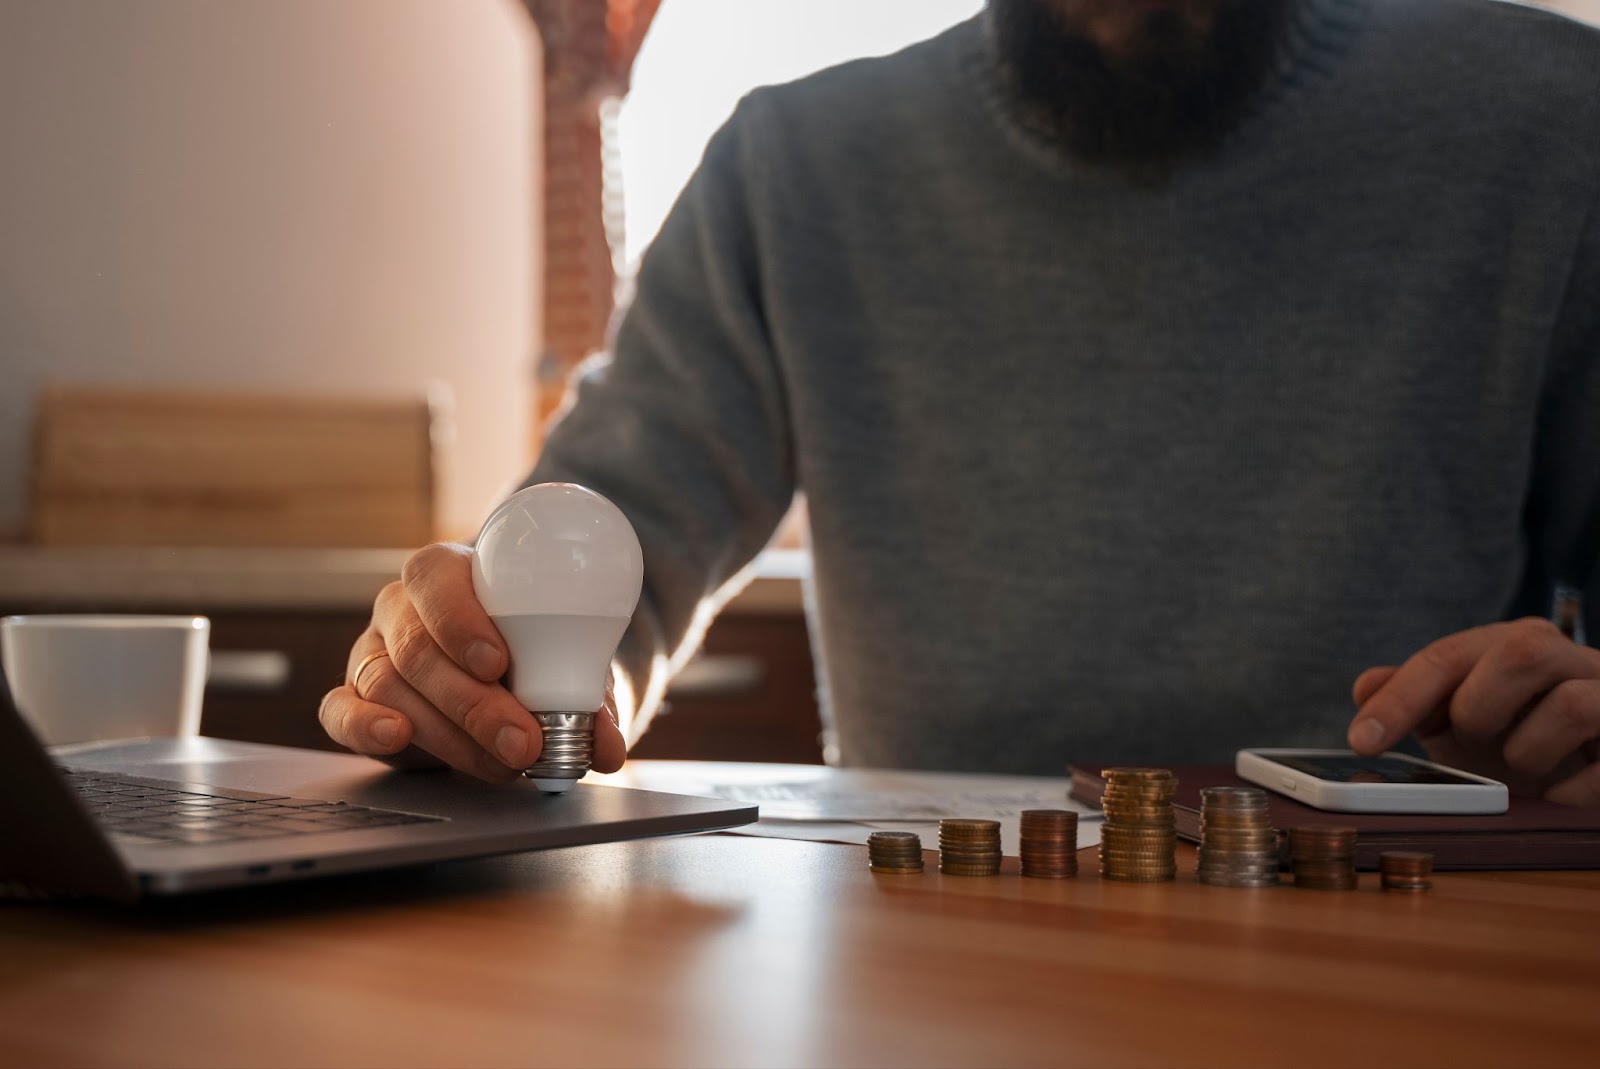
left=0, top=680, right=757, bottom=901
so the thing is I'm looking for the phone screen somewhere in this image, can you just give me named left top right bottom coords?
left=1273, top=753, right=1482, bottom=786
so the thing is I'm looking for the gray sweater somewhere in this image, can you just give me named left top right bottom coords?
left=531, top=0, right=1600, bottom=773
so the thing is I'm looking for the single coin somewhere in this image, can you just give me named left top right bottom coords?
left=1099, top=846, right=1175, bottom=857
left=1198, top=862, right=1280, bottom=876
left=1101, top=871, right=1177, bottom=883
left=1290, top=845, right=1358, bottom=857
left=1020, top=809, right=1080, bottom=823
left=1200, top=813, right=1273, bottom=827
left=1199, top=873, right=1280, bottom=888
left=1290, top=825, right=1358, bottom=842
left=1200, top=820, right=1272, bottom=833
left=1101, top=860, right=1178, bottom=872
left=1103, top=780, right=1177, bottom=792
left=1378, top=850, right=1434, bottom=872
left=1100, top=838, right=1178, bottom=851
left=1201, top=785, right=1267, bottom=796
left=1198, top=848, right=1280, bottom=862
left=1100, top=849, right=1178, bottom=861
left=1199, top=837, right=1278, bottom=848
left=1381, top=878, right=1432, bottom=893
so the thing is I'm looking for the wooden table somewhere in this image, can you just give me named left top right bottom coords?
left=1, top=835, right=1597, bottom=1068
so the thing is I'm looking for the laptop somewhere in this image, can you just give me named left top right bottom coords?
left=0, top=678, right=757, bottom=902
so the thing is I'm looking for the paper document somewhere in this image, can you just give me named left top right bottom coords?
left=595, top=761, right=1102, bottom=854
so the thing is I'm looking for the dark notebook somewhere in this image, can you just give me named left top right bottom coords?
left=1069, top=764, right=1600, bottom=871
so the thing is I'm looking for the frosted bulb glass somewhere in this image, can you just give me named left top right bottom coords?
left=472, top=483, right=643, bottom=793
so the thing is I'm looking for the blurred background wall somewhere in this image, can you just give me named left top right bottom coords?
left=0, top=0, right=537, bottom=542
left=1552, top=0, right=1600, bottom=20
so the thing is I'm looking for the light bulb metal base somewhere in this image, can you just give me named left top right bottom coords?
left=524, top=711, right=595, bottom=790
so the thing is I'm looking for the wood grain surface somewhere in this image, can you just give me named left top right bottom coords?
left=1, top=836, right=1597, bottom=1068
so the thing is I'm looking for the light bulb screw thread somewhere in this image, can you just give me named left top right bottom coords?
left=524, top=711, right=595, bottom=782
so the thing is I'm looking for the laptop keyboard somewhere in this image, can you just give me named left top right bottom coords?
left=59, top=767, right=446, bottom=847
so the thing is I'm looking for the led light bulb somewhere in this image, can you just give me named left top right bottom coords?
left=471, top=483, right=643, bottom=793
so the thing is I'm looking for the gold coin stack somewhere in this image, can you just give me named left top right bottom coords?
left=867, top=831, right=924, bottom=874
left=1019, top=810, right=1079, bottom=878
left=939, top=818, right=1002, bottom=876
left=1379, top=850, right=1433, bottom=893
left=1289, top=826, right=1359, bottom=890
left=1098, top=768, right=1177, bottom=882
left=1196, top=786, right=1279, bottom=888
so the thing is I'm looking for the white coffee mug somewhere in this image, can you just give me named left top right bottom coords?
left=1, top=615, right=211, bottom=746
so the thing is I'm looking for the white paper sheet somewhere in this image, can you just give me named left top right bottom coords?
left=593, top=761, right=1102, bottom=854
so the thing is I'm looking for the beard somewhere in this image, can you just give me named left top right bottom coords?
left=986, top=0, right=1291, bottom=180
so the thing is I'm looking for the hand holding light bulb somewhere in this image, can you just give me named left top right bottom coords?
left=317, top=485, right=638, bottom=786
left=472, top=483, right=644, bottom=792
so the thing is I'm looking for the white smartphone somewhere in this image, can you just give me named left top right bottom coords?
left=1235, top=748, right=1509, bottom=814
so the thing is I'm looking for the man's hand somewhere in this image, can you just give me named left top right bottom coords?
left=317, top=543, right=628, bottom=783
left=1347, top=617, right=1600, bottom=806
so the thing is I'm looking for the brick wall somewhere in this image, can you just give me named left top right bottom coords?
left=521, top=0, right=660, bottom=445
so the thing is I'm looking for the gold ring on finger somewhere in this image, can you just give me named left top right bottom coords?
left=352, top=649, right=392, bottom=700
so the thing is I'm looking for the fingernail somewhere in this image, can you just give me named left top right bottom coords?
left=465, top=641, right=502, bottom=682
left=371, top=717, right=401, bottom=747
left=495, top=725, right=528, bottom=766
left=1350, top=718, right=1384, bottom=753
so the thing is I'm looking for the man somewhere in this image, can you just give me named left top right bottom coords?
left=319, top=0, right=1600, bottom=804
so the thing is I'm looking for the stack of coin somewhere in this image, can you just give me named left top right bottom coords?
left=1019, top=809, right=1079, bottom=878
left=1196, top=786, right=1280, bottom=888
left=867, top=831, right=925, bottom=874
left=1098, top=768, right=1177, bottom=882
left=1379, top=850, right=1434, bottom=893
left=939, top=818, right=1002, bottom=876
left=1289, top=826, right=1359, bottom=890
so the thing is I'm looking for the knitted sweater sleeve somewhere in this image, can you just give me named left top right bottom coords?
left=1529, top=173, right=1600, bottom=643
left=527, top=99, right=795, bottom=738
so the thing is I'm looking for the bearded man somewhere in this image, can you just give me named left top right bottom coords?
left=322, top=1, right=1600, bottom=806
